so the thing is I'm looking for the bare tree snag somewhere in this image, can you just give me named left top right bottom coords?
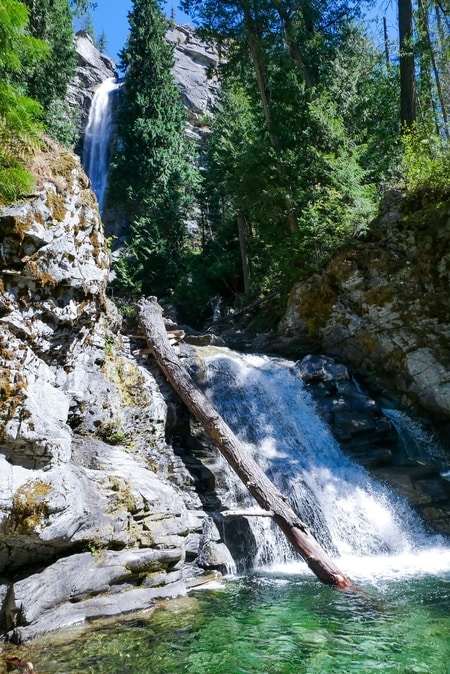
left=138, top=297, right=352, bottom=590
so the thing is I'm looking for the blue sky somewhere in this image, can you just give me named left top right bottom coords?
left=92, top=1, right=191, bottom=63
left=91, top=1, right=397, bottom=65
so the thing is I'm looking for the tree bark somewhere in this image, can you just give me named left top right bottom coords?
left=237, top=212, right=250, bottom=293
left=138, top=296, right=352, bottom=590
left=398, top=0, right=417, bottom=126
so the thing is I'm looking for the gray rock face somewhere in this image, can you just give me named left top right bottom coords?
left=168, top=25, right=220, bottom=119
left=6, top=549, right=185, bottom=642
left=279, top=191, right=450, bottom=424
left=0, top=144, right=217, bottom=642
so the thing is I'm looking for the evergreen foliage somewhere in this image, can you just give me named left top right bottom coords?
left=109, top=0, right=197, bottom=298
left=179, top=0, right=380, bottom=307
left=401, top=121, right=450, bottom=196
left=21, top=0, right=77, bottom=128
left=0, top=0, right=48, bottom=204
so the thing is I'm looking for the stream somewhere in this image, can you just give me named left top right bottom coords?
left=27, top=348, right=450, bottom=673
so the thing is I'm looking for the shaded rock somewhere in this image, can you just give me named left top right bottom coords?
left=279, top=191, right=450, bottom=424
left=196, top=518, right=235, bottom=573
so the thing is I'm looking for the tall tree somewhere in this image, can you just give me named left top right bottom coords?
left=399, top=0, right=417, bottom=125
left=109, top=0, right=196, bottom=297
left=0, top=0, right=48, bottom=203
left=21, top=0, right=77, bottom=113
left=183, top=0, right=377, bottom=304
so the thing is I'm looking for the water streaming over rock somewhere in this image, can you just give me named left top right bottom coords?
left=82, top=77, right=120, bottom=214
left=195, top=348, right=449, bottom=578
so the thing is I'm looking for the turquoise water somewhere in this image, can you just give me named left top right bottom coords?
left=29, top=567, right=450, bottom=674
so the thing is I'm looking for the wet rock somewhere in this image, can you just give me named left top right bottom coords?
left=67, top=31, right=117, bottom=135
left=196, top=517, right=235, bottom=573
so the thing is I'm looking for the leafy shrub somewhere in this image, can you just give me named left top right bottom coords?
left=401, top=123, right=450, bottom=196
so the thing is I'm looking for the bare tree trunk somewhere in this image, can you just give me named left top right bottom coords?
left=244, top=7, right=298, bottom=233
left=273, top=0, right=314, bottom=88
left=399, top=0, right=417, bottom=126
left=383, top=16, right=391, bottom=66
left=138, top=297, right=353, bottom=589
left=418, top=0, right=449, bottom=137
left=237, top=212, right=250, bottom=293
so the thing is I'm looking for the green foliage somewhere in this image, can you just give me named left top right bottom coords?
left=21, top=0, right=77, bottom=114
left=0, top=0, right=48, bottom=204
left=0, top=163, right=35, bottom=204
left=326, top=27, right=401, bottom=184
left=199, top=44, right=377, bottom=304
left=45, top=97, right=79, bottom=147
left=109, top=0, right=198, bottom=298
left=400, top=123, right=450, bottom=196
left=69, top=0, right=96, bottom=17
left=96, top=30, right=108, bottom=53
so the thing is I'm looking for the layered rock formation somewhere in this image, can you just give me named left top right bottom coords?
left=0, top=142, right=219, bottom=643
left=279, top=190, right=450, bottom=430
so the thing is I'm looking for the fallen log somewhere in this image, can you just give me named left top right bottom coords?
left=138, top=297, right=352, bottom=590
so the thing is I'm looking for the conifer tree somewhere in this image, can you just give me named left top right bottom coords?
left=21, top=0, right=76, bottom=111
left=109, top=0, right=195, bottom=297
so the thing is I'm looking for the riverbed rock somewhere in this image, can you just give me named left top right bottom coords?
left=295, top=354, right=450, bottom=535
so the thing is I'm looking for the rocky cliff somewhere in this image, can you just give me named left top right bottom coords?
left=1, top=29, right=449, bottom=650
left=278, top=190, right=450, bottom=432
left=67, top=31, right=117, bottom=138
left=0, top=141, right=223, bottom=644
left=69, top=25, right=219, bottom=151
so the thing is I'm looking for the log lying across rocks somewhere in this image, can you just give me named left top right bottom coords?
left=138, top=297, right=352, bottom=590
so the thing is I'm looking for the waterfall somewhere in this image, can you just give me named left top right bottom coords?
left=383, top=407, right=449, bottom=472
left=83, top=77, right=120, bottom=214
left=194, top=347, right=450, bottom=579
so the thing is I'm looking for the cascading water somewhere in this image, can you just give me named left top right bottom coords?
left=30, top=346, right=450, bottom=673
left=194, top=347, right=450, bottom=581
left=383, top=406, right=449, bottom=472
left=82, top=77, right=120, bottom=214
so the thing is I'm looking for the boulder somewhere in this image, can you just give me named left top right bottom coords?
left=279, top=191, right=450, bottom=424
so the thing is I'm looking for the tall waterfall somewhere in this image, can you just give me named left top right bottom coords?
left=83, top=77, right=120, bottom=214
left=195, top=348, right=450, bottom=580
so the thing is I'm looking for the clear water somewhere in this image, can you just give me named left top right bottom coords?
left=26, top=569, right=450, bottom=673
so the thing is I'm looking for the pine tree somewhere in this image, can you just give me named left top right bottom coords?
left=109, top=0, right=196, bottom=297
left=21, top=0, right=77, bottom=113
